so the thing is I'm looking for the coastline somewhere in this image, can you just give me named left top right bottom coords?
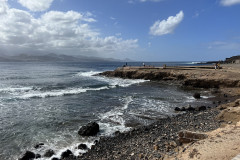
left=79, top=64, right=240, bottom=160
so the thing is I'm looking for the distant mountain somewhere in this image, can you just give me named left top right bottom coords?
left=0, top=53, right=127, bottom=62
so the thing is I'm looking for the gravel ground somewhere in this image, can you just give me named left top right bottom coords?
left=78, top=108, right=220, bottom=160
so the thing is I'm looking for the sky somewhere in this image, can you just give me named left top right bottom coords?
left=0, top=0, right=240, bottom=61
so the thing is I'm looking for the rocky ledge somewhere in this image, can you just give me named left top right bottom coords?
left=99, top=65, right=240, bottom=88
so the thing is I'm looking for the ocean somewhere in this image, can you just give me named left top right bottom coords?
left=0, top=61, right=213, bottom=160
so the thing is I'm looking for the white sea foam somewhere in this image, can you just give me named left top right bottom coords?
left=77, top=71, right=148, bottom=88
left=98, top=96, right=133, bottom=135
left=0, top=86, right=34, bottom=93
left=77, top=71, right=101, bottom=77
left=18, top=86, right=109, bottom=99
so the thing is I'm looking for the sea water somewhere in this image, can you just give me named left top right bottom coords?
left=0, top=61, right=212, bottom=160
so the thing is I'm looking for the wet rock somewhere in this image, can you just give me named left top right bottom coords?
left=44, top=149, right=55, bottom=157
left=186, top=106, right=195, bottom=111
left=61, top=149, right=74, bottom=159
left=35, top=154, right=41, bottom=159
left=78, top=144, right=88, bottom=150
left=34, top=143, right=44, bottom=149
left=114, top=131, right=121, bottom=135
left=19, top=151, right=36, bottom=160
left=181, top=107, right=186, bottom=111
left=193, top=93, right=201, bottom=99
left=78, top=122, right=99, bottom=136
left=94, top=140, right=98, bottom=144
left=197, top=106, right=207, bottom=111
left=174, top=107, right=181, bottom=111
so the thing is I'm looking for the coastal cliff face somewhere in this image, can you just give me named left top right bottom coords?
left=99, top=66, right=240, bottom=88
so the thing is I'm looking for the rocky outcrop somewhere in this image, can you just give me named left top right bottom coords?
left=61, top=149, right=75, bottom=159
left=34, top=143, right=44, bottom=149
left=78, top=144, right=88, bottom=150
left=178, top=130, right=208, bottom=143
left=99, top=67, right=240, bottom=88
left=43, top=149, right=55, bottom=157
left=78, top=122, right=100, bottom=136
left=19, top=151, right=36, bottom=160
left=100, top=69, right=186, bottom=81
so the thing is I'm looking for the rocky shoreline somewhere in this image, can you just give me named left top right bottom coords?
left=79, top=64, right=240, bottom=160
left=80, top=108, right=221, bottom=160
left=19, top=64, right=240, bottom=160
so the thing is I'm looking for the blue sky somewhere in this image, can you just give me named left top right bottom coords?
left=0, top=0, right=240, bottom=61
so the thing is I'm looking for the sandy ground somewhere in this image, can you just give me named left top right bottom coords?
left=166, top=121, right=240, bottom=160
left=164, top=64, right=240, bottom=160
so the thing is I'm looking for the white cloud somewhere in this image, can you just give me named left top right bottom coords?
left=0, top=0, right=8, bottom=15
left=149, top=10, right=184, bottom=36
left=0, top=2, right=138, bottom=57
left=18, top=0, right=54, bottom=12
left=220, top=0, right=240, bottom=6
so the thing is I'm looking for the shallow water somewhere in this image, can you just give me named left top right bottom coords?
left=0, top=62, right=213, bottom=160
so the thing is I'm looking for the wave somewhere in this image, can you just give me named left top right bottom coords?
left=77, top=71, right=101, bottom=77
left=77, top=71, right=148, bottom=88
left=98, top=96, right=133, bottom=135
left=18, top=86, right=109, bottom=99
left=0, top=86, right=35, bottom=93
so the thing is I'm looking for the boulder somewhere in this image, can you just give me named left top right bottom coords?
left=174, top=107, right=181, bottom=111
left=35, top=154, right=41, bottom=159
left=186, top=106, right=195, bottom=111
left=197, top=106, right=207, bottom=111
left=78, top=144, right=88, bottom=150
left=43, top=149, right=55, bottom=157
left=78, top=122, right=100, bottom=136
left=61, top=149, right=74, bottom=159
left=193, top=93, right=201, bottom=99
left=19, top=151, right=36, bottom=160
left=34, top=143, right=44, bottom=149
left=181, top=107, right=186, bottom=111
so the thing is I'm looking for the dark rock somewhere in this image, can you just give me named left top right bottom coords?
left=61, top=149, right=73, bottom=159
left=181, top=107, right=186, bottom=111
left=44, top=149, right=55, bottom=157
left=186, top=106, right=195, bottom=111
left=114, top=131, right=121, bottom=135
left=19, top=151, right=35, bottom=160
left=94, top=140, right=98, bottom=144
left=51, top=158, right=60, bottom=160
left=35, top=154, right=41, bottom=159
left=197, top=106, right=206, bottom=111
left=34, top=143, right=44, bottom=149
left=78, top=143, right=88, bottom=150
left=78, top=122, right=100, bottom=136
left=174, top=107, right=181, bottom=111
left=193, top=93, right=201, bottom=99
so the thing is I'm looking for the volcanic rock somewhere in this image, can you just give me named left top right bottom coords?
left=193, top=93, right=201, bottom=99
left=78, top=122, right=99, bottom=136
left=19, top=151, right=36, bottom=160
left=43, top=149, right=55, bottom=157
left=78, top=144, right=88, bottom=150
